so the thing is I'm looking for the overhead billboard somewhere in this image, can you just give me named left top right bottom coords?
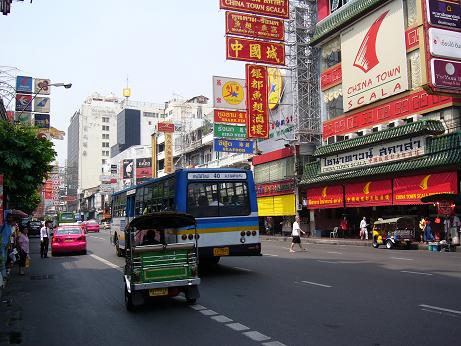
left=214, top=109, right=246, bottom=124
left=225, top=11, right=285, bottom=41
left=340, top=0, right=408, bottom=112
left=213, top=76, right=246, bottom=110
left=34, top=79, right=51, bottom=95
left=34, top=97, right=51, bottom=113
left=213, top=138, right=254, bottom=154
left=15, top=112, right=33, bottom=125
left=122, top=159, right=134, bottom=179
left=15, top=94, right=32, bottom=112
left=219, top=0, right=289, bottom=19
left=34, top=114, right=50, bottom=129
left=136, top=158, right=152, bottom=184
left=246, top=64, right=269, bottom=139
left=15, top=76, right=33, bottom=93
left=226, top=37, right=285, bottom=65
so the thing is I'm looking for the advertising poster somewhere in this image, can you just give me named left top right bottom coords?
left=34, top=79, right=51, bottom=95
left=34, top=97, right=51, bottom=113
left=15, top=94, right=32, bottom=112
left=34, top=114, right=50, bottom=129
left=213, top=138, right=254, bottom=154
left=15, top=76, right=33, bottom=93
left=340, top=0, right=408, bottom=112
left=226, top=37, right=285, bottom=65
left=122, top=159, right=134, bottom=179
left=213, top=76, right=246, bottom=110
left=246, top=64, right=269, bottom=139
left=226, top=11, right=285, bottom=41
left=220, top=0, right=289, bottom=19
left=136, top=158, right=152, bottom=184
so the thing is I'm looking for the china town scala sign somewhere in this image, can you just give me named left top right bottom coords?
left=320, top=136, right=426, bottom=174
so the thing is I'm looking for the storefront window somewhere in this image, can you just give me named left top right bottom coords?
left=254, top=157, right=295, bottom=184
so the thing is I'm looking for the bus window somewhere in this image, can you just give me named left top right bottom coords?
left=219, top=182, right=250, bottom=216
left=187, top=183, right=219, bottom=217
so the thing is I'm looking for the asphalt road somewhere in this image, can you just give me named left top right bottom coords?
left=4, top=231, right=461, bottom=346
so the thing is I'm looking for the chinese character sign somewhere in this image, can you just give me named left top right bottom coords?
left=246, top=64, right=269, bottom=139
left=213, top=138, right=254, bottom=154
left=164, top=133, right=174, bottom=174
left=226, top=11, right=285, bottom=42
left=226, top=37, right=285, bottom=66
left=220, top=0, right=289, bottom=19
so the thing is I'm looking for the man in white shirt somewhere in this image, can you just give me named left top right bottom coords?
left=40, top=221, right=51, bottom=258
left=290, top=216, right=306, bottom=252
left=360, top=217, right=368, bottom=240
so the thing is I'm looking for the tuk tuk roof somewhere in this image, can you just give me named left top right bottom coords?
left=128, top=212, right=196, bottom=230
left=373, top=216, right=414, bottom=225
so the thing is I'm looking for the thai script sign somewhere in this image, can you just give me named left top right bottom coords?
left=226, top=36, right=285, bottom=65
left=226, top=11, right=285, bottom=41
left=213, top=138, right=254, bottom=154
left=340, top=0, right=408, bottom=112
left=345, top=179, right=392, bottom=207
left=164, top=133, right=174, bottom=174
left=426, top=0, right=461, bottom=30
left=428, top=28, right=461, bottom=60
left=214, top=109, right=246, bottom=124
left=322, top=90, right=455, bottom=138
left=320, top=136, right=426, bottom=174
left=213, top=76, right=246, bottom=110
left=431, top=58, right=461, bottom=89
left=306, top=185, right=344, bottom=209
left=214, top=123, right=247, bottom=139
left=256, top=179, right=295, bottom=197
left=157, top=122, right=175, bottom=133
left=187, top=172, right=247, bottom=180
left=246, top=64, right=269, bottom=138
left=220, top=0, right=289, bottom=19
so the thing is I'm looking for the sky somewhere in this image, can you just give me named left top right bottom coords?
left=1, top=0, right=245, bottom=165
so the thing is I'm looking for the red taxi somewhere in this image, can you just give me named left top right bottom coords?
left=84, top=220, right=100, bottom=233
left=51, top=226, right=87, bottom=256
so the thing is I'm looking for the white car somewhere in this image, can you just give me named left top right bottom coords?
left=101, top=221, right=111, bottom=230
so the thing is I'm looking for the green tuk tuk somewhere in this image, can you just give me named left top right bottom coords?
left=123, top=212, right=200, bottom=310
left=371, top=216, right=418, bottom=249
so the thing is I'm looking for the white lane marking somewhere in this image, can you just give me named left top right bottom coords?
left=232, top=266, right=252, bottom=272
left=189, top=304, right=207, bottom=311
left=419, top=304, right=461, bottom=315
left=263, top=342, right=288, bottom=346
left=391, top=257, right=414, bottom=261
left=226, top=322, right=250, bottom=331
left=263, top=253, right=279, bottom=257
left=89, top=254, right=122, bottom=271
left=421, top=308, right=442, bottom=315
left=210, top=315, right=233, bottom=323
left=89, top=236, right=105, bottom=241
left=300, top=280, right=332, bottom=288
left=199, top=309, right=218, bottom=316
left=242, top=331, right=271, bottom=342
left=327, top=251, right=343, bottom=255
left=401, top=271, right=433, bottom=276
left=317, top=260, right=338, bottom=264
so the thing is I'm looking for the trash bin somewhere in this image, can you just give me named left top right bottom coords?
left=449, top=227, right=460, bottom=245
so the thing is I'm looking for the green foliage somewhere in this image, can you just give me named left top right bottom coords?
left=0, top=121, right=56, bottom=213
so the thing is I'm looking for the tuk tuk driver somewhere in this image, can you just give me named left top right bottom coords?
left=142, top=229, right=161, bottom=245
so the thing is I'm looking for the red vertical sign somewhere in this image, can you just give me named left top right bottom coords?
left=246, top=64, right=269, bottom=139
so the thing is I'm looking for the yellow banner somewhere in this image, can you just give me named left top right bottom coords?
left=151, top=134, right=157, bottom=178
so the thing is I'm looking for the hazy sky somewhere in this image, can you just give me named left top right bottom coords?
left=1, top=0, right=244, bottom=164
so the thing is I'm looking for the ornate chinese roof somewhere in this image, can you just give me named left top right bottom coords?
left=301, top=132, right=461, bottom=186
left=311, top=0, right=386, bottom=45
left=314, top=120, right=446, bottom=157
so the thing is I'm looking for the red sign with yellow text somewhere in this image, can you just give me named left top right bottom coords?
left=157, top=122, right=175, bottom=133
left=321, top=64, right=342, bottom=91
left=214, top=109, right=247, bottom=124
left=345, top=180, right=392, bottom=207
left=307, top=185, right=344, bottom=209
left=226, top=11, right=285, bottom=42
left=246, top=64, right=269, bottom=139
left=226, top=36, right=285, bottom=66
left=393, top=172, right=458, bottom=205
left=220, top=0, right=289, bottom=19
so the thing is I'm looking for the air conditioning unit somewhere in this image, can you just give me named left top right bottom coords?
left=376, top=124, right=387, bottom=131
left=409, top=114, right=422, bottom=122
left=346, top=133, right=358, bottom=139
left=360, top=128, right=372, bottom=136
left=389, top=119, right=405, bottom=128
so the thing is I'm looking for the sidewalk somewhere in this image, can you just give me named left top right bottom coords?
left=260, top=235, right=453, bottom=251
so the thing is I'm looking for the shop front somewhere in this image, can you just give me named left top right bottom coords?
left=301, top=120, right=461, bottom=238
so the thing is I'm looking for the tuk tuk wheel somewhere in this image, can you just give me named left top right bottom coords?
left=386, top=240, right=394, bottom=249
left=124, top=286, right=135, bottom=311
left=372, top=240, right=379, bottom=248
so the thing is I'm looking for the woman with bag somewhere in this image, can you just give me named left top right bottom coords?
left=16, top=227, right=30, bottom=275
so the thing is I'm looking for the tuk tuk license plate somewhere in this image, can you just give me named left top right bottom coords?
left=213, top=247, right=230, bottom=256
left=149, top=288, right=168, bottom=297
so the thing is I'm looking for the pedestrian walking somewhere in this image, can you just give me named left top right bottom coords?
left=40, top=220, right=51, bottom=258
left=0, top=213, right=15, bottom=280
left=360, top=217, right=368, bottom=240
left=290, top=216, right=306, bottom=252
left=16, top=227, right=29, bottom=275
left=340, top=216, right=349, bottom=238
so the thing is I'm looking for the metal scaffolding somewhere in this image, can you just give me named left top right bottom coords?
left=286, top=0, right=321, bottom=145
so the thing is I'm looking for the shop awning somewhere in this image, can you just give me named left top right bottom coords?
left=306, top=185, right=343, bottom=209
left=345, top=179, right=392, bottom=207
left=257, top=194, right=295, bottom=216
left=393, top=172, right=458, bottom=205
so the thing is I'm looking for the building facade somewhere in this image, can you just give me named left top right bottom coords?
left=302, top=0, right=461, bottom=237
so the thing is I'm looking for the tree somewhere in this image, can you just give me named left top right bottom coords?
left=0, top=121, right=56, bottom=213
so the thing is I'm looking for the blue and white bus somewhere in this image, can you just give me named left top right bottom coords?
left=110, top=168, right=260, bottom=262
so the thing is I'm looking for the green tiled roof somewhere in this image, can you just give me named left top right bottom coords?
left=311, top=0, right=384, bottom=45
left=301, top=132, right=461, bottom=186
left=314, top=120, right=446, bottom=157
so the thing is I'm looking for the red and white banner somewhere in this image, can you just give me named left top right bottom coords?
left=220, top=0, right=289, bottom=19
left=306, top=185, right=344, bottom=209
left=226, top=11, right=285, bottom=42
left=227, top=36, right=285, bottom=66
left=214, top=109, right=247, bottom=124
left=246, top=64, right=269, bottom=139
left=345, top=179, right=392, bottom=207
left=393, top=171, right=458, bottom=205
left=157, top=122, right=175, bottom=133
